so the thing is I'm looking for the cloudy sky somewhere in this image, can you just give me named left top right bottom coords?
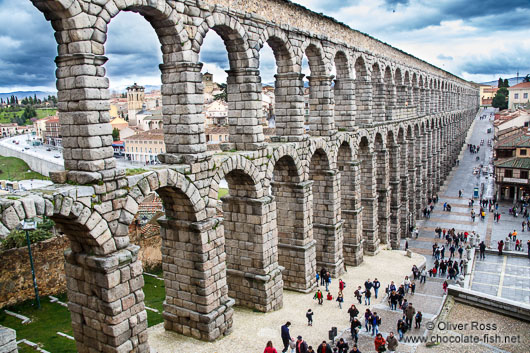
left=0, top=0, right=529, bottom=93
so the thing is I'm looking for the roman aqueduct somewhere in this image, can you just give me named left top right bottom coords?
left=1, top=0, right=479, bottom=351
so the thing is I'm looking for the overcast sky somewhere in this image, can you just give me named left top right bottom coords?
left=0, top=0, right=529, bottom=92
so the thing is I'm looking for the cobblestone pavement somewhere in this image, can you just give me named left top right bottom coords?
left=471, top=255, right=530, bottom=304
left=148, top=250, right=426, bottom=353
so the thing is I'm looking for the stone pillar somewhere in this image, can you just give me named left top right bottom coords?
left=56, top=54, right=115, bottom=184
left=355, top=77, right=372, bottom=126
left=308, top=75, right=336, bottom=136
left=407, top=138, right=418, bottom=222
left=430, top=87, right=436, bottom=114
left=360, top=151, right=380, bottom=254
left=223, top=195, right=283, bottom=312
left=312, top=170, right=345, bottom=276
left=400, top=140, right=410, bottom=238
left=64, top=245, right=149, bottom=352
left=158, top=217, right=234, bottom=341
left=397, top=84, right=407, bottom=107
left=420, top=87, right=426, bottom=116
left=419, top=133, right=428, bottom=207
left=372, top=80, right=386, bottom=122
left=342, top=161, right=364, bottom=265
left=426, top=130, right=434, bottom=197
left=388, top=144, right=401, bottom=249
left=158, top=62, right=207, bottom=164
left=272, top=180, right=316, bottom=292
left=376, top=147, right=390, bottom=245
left=334, top=78, right=356, bottom=131
left=385, top=80, right=397, bottom=121
left=416, top=133, right=425, bottom=214
left=225, top=69, right=265, bottom=151
left=413, top=85, right=420, bottom=111
left=273, top=72, right=307, bottom=141
left=434, top=128, right=442, bottom=190
left=438, top=88, right=443, bottom=113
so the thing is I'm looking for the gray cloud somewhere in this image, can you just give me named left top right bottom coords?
left=437, top=54, right=453, bottom=61
left=459, top=48, right=530, bottom=76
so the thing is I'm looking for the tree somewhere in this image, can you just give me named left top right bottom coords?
left=112, top=128, right=120, bottom=141
left=492, top=89, right=508, bottom=110
left=213, top=83, right=227, bottom=102
left=504, top=79, right=509, bottom=88
left=523, top=74, right=530, bottom=83
left=498, top=77, right=504, bottom=88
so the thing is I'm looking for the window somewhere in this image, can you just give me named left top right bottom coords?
left=525, top=93, right=529, bottom=99
left=514, top=93, right=519, bottom=99
left=505, top=169, right=513, bottom=178
left=521, top=171, right=529, bottom=179
left=521, top=149, right=527, bottom=156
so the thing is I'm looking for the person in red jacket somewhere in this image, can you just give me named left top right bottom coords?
left=264, top=341, right=278, bottom=353
left=374, top=333, right=386, bottom=352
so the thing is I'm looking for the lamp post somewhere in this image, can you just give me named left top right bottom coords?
left=20, top=219, right=40, bottom=309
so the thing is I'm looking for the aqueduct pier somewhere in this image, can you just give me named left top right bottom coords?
left=1, top=0, right=479, bottom=351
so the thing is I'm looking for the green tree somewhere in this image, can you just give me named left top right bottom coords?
left=498, top=77, right=504, bottom=88
left=112, top=128, right=120, bottom=141
left=492, top=89, right=508, bottom=110
left=523, top=74, right=530, bottom=83
left=213, top=83, right=227, bottom=102
left=504, top=79, right=509, bottom=88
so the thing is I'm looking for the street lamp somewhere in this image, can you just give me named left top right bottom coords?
left=18, top=219, right=40, bottom=309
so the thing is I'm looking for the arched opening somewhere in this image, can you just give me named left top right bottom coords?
left=354, top=56, right=371, bottom=126
left=197, top=20, right=264, bottom=151
left=305, top=44, right=335, bottom=136
left=359, top=136, right=379, bottom=254
left=407, top=125, right=417, bottom=226
left=334, top=51, right=355, bottom=130
left=338, top=142, right=363, bottom=265
left=271, top=155, right=315, bottom=291
left=309, top=148, right=344, bottom=276
left=371, top=63, right=385, bottom=122
left=384, top=66, right=395, bottom=120
left=395, top=68, right=405, bottom=108
left=260, top=35, right=304, bottom=140
left=218, top=168, right=283, bottom=312
left=412, top=73, right=419, bottom=109
left=397, top=127, right=410, bottom=238
left=404, top=71, right=412, bottom=106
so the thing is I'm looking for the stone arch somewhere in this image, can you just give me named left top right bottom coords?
left=194, top=13, right=253, bottom=68
left=259, top=28, right=303, bottom=139
left=334, top=50, right=355, bottom=130
left=371, top=62, right=386, bottom=122
left=308, top=146, right=344, bottom=276
left=358, top=134, right=379, bottom=253
left=307, top=139, right=335, bottom=173
left=210, top=155, right=264, bottom=202
left=265, top=145, right=304, bottom=187
left=354, top=54, right=371, bottom=125
left=302, top=40, right=335, bottom=135
left=384, top=65, right=396, bottom=119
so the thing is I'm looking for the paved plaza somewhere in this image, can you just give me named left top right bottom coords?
left=149, top=251, right=428, bottom=353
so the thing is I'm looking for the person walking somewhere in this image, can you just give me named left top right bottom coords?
left=386, top=332, right=399, bottom=353
left=364, top=288, right=372, bottom=305
left=397, top=318, right=406, bottom=341
left=320, top=268, right=326, bottom=286
left=295, top=336, right=308, bottom=353
left=351, top=318, right=362, bottom=344
left=314, top=289, right=323, bottom=305
left=306, top=309, right=313, bottom=326
left=415, top=311, right=422, bottom=328
left=348, top=304, right=359, bottom=322
left=317, top=341, right=332, bottom=353
left=264, top=341, right=278, bottom=353
left=354, top=286, right=362, bottom=304
left=420, top=268, right=427, bottom=284
left=374, top=333, right=386, bottom=353
left=371, top=312, right=380, bottom=336
left=479, top=241, right=486, bottom=260
left=527, top=240, right=530, bottom=259
left=336, top=338, right=349, bottom=353
left=442, top=280, right=448, bottom=294
left=389, top=290, right=398, bottom=311
left=498, top=240, right=504, bottom=255
left=339, top=279, right=345, bottom=295
left=373, top=278, right=380, bottom=299
left=403, top=276, right=411, bottom=293
left=364, top=309, right=372, bottom=332
left=281, top=322, right=292, bottom=353
left=405, top=303, right=416, bottom=327
left=337, top=292, right=344, bottom=309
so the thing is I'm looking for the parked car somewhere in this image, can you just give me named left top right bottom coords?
left=54, top=155, right=61, bottom=158
left=46, top=148, right=51, bottom=151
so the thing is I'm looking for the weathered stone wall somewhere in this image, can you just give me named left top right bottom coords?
left=0, top=235, right=68, bottom=309
left=0, top=325, right=17, bottom=353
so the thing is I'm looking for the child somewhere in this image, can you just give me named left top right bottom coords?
left=410, top=280, right=416, bottom=295
left=306, top=309, right=314, bottom=326
left=326, top=292, right=333, bottom=301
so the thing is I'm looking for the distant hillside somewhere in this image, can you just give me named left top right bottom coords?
left=479, top=77, right=527, bottom=87
left=0, top=91, right=56, bottom=100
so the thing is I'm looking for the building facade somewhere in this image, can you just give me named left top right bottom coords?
left=124, top=129, right=165, bottom=164
left=508, top=82, right=530, bottom=110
